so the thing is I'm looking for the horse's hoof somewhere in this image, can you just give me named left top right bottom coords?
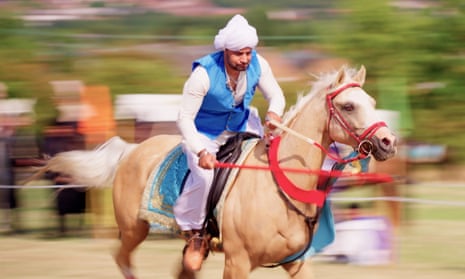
left=119, top=264, right=136, bottom=279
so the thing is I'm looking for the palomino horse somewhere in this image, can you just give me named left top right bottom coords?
left=35, top=65, right=396, bottom=278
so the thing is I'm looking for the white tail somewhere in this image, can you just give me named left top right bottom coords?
left=29, top=136, right=138, bottom=187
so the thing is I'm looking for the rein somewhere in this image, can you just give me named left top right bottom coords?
left=215, top=160, right=392, bottom=185
left=268, top=136, right=327, bottom=206
left=215, top=136, right=393, bottom=206
left=268, top=119, right=364, bottom=164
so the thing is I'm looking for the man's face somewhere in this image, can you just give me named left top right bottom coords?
left=225, top=47, right=252, bottom=71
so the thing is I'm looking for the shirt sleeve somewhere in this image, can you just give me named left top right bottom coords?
left=176, top=66, right=210, bottom=154
left=256, top=54, right=286, bottom=116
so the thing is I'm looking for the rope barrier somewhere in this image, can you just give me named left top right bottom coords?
left=408, top=181, right=465, bottom=188
left=3, top=29, right=317, bottom=41
left=329, top=196, right=465, bottom=207
left=0, top=184, right=89, bottom=189
left=1, top=183, right=465, bottom=206
left=3, top=181, right=462, bottom=190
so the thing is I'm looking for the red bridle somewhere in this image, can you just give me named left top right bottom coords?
left=326, top=83, right=387, bottom=156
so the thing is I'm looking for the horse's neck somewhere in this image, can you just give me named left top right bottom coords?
left=279, top=99, right=329, bottom=189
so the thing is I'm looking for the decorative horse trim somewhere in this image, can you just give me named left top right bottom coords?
left=139, top=144, right=187, bottom=234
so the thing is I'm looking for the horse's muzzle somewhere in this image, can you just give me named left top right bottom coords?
left=369, top=135, right=397, bottom=161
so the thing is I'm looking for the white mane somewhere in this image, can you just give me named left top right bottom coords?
left=282, top=66, right=360, bottom=126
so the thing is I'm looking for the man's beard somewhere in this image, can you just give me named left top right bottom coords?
left=227, top=59, right=249, bottom=72
left=233, top=64, right=248, bottom=71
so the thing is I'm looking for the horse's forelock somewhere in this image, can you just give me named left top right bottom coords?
left=282, top=66, right=361, bottom=125
left=312, top=66, right=361, bottom=91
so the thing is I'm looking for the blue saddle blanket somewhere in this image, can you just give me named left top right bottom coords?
left=139, top=145, right=187, bottom=233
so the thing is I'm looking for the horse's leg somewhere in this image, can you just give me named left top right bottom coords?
left=222, top=251, right=252, bottom=279
left=282, top=260, right=314, bottom=279
left=114, top=219, right=149, bottom=279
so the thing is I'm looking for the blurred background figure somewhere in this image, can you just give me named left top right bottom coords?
left=77, top=84, right=117, bottom=237
left=43, top=81, right=116, bottom=236
left=40, top=86, right=86, bottom=235
left=0, top=82, right=16, bottom=232
left=30, top=80, right=85, bottom=236
left=0, top=82, right=36, bottom=233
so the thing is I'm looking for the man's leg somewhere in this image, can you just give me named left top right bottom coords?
left=174, top=144, right=215, bottom=271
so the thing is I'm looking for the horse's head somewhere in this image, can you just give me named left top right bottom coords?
left=323, top=65, right=397, bottom=161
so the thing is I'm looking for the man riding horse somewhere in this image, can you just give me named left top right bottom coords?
left=175, top=14, right=286, bottom=271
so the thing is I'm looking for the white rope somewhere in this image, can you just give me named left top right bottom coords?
left=330, top=196, right=465, bottom=207
left=0, top=184, right=90, bottom=189
left=409, top=181, right=465, bottom=188
left=268, top=119, right=315, bottom=145
left=2, top=183, right=464, bottom=206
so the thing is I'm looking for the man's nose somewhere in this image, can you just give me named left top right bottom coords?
left=239, top=54, right=249, bottom=63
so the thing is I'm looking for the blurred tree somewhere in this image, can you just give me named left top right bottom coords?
left=314, top=0, right=417, bottom=136
left=314, top=0, right=465, bottom=160
left=0, top=13, right=57, bottom=138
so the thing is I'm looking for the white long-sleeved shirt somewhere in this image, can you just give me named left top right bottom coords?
left=177, top=53, right=285, bottom=154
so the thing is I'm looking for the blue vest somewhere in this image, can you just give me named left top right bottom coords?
left=192, top=50, right=261, bottom=139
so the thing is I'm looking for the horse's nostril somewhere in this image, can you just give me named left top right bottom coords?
left=382, top=137, right=391, bottom=146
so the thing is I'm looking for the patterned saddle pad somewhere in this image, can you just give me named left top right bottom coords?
left=139, top=144, right=187, bottom=233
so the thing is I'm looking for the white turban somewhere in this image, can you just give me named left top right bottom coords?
left=214, top=14, right=259, bottom=51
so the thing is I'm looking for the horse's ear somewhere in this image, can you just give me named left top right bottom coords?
left=331, top=65, right=347, bottom=88
left=354, top=65, right=366, bottom=85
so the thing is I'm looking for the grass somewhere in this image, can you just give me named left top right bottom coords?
left=329, top=179, right=465, bottom=271
left=6, top=181, right=114, bottom=235
left=398, top=220, right=465, bottom=270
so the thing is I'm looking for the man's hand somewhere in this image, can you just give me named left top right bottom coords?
left=265, top=111, right=282, bottom=130
left=197, top=149, right=217, bottom=169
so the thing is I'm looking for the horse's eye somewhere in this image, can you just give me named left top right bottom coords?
left=342, top=103, right=354, bottom=112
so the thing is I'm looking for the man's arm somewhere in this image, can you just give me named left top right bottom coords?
left=176, top=66, right=210, bottom=154
left=256, top=54, right=286, bottom=128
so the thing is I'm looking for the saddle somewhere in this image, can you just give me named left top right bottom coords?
left=204, top=132, right=260, bottom=239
